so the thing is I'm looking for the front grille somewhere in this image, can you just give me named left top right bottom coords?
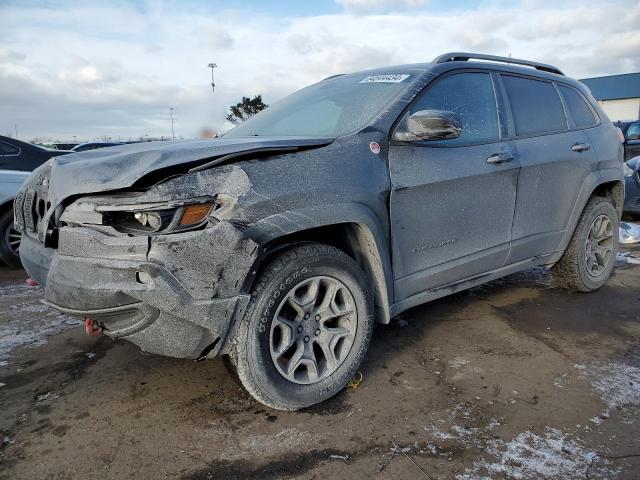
left=13, top=189, right=25, bottom=232
left=16, top=188, right=51, bottom=237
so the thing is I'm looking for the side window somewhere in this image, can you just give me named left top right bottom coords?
left=502, top=75, right=567, bottom=136
left=400, top=72, right=499, bottom=145
left=559, top=85, right=596, bottom=127
left=0, top=141, right=20, bottom=155
left=626, top=123, right=640, bottom=140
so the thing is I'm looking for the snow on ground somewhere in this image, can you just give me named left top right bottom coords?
left=0, top=283, right=81, bottom=365
left=575, top=361, right=640, bottom=412
left=424, top=357, right=640, bottom=480
left=616, top=251, right=640, bottom=265
left=457, top=428, right=617, bottom=480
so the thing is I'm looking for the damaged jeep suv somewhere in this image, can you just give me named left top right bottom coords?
left=17, top=53, right=624, bottom=410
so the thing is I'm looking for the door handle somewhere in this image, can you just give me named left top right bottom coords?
left=571, top=143, right=591, bottom=152
left=486, top=153, right=514, bottom=165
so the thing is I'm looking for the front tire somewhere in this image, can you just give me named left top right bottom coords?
left=552, top=196, right=619, bottom=292
left=233, top=243, right=374, bottom=410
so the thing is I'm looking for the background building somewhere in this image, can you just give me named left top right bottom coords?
left=580, top=73, right=640, bottom=121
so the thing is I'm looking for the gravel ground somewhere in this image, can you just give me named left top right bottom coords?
left=0, top=244, right=639, bottom=479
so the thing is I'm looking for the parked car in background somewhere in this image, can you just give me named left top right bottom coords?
left=71, top=141, right=126, bottom=152
left=0, top=170, right=30, bottom=266
left=52, top=142, right=80, bottom=150
left=0, top=136, right=72, bottom=172
left=623, top=156, right=640, bottom=217
left=17, top=53, right=624, bottom=410
left=614, top=121, right=640, bottom=161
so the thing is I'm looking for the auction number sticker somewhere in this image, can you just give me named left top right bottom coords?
left=359, top=74, right=410, bottom=83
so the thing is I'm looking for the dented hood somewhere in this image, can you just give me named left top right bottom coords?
left=46, top=136, right=333, bottom=205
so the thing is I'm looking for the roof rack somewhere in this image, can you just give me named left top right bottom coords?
left=433, top=52, right=564, bottom=76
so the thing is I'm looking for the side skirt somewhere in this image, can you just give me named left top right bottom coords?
left=389, top=252, right=558, bottom=318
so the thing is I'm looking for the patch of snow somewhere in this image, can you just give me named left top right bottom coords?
left=449, top=356, right=470, bottom=369
left=575, top=361, right=640, bottom=410
left=457, top=428, right=617, bottom=480
left=0, top=312, right=81, bottom=364
left=616, top=251, right=640, bottom=265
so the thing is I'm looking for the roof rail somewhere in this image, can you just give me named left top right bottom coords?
left=433, top=52, right=564, bottom=76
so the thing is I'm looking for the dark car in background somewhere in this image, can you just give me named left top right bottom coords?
left=71, top=141, right=126, bottom=152
left=0, top=136, right=72, bottom=172
left=623, top=156, right=640, bottom=216
left=615, top=120, right=640, bottom=161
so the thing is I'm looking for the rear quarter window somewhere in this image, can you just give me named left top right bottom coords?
left=559, top=85, right=597, bottom=127
left=502, top=75, right=567, bottom=136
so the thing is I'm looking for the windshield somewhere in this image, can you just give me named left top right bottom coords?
left=224, top=73, right=414, bottom=138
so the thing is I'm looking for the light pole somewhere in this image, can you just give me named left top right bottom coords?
left=208, top=63, right=217, bottom=94
left=169, top=107, right=175, bottom=140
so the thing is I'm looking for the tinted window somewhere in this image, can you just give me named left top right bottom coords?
left=0, top=142, right=20, bottom=155
left=559, top=85, right=596, bottom=127
left=399, top=72, right=499, bottom=145
left=502, top=75, right=567, bottom=136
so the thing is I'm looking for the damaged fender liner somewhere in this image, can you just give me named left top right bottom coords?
left=21, top=220, right=259, bottom=359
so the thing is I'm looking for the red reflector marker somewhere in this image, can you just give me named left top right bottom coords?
left=84, top=317, right=103, bottom=337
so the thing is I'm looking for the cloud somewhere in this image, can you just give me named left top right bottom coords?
left=334, top=0, right=428, bottom=13
left=0, top=1, right=637, bottom=141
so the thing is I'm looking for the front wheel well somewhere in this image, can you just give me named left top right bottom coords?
left=248, top=223, right=391, bottom=323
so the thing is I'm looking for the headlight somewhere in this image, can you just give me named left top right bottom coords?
left=61, top=196, right=220, bottom=235
left=102, top=202, right=214, bottom=234
left=624, top=162, right=634, bottom=177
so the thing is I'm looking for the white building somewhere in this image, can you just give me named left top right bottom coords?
left=580, top=73, right=640, bottom=122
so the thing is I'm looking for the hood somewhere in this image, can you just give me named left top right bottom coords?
left=46, top=136, right=333, bottom=206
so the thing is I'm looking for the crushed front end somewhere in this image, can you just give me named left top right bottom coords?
left=16, top=160, right=259, bottom=359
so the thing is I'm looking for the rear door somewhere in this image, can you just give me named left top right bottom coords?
left=389, top=71, right=519, bottom=302
left=500, top=74, right=598, bottom=263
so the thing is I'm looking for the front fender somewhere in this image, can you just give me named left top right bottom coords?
left=245, top=202, right=394, bottom=323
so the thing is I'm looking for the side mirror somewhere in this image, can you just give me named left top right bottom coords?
left=393, top=109, right=463, bottom=142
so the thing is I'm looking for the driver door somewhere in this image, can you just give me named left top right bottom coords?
left=389, top=71, right=519, bottom=302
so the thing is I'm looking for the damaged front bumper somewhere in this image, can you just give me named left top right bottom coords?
left=20, top=221, right=258, bottom=359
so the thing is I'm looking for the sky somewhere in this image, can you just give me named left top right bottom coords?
left=0, top=0, right=638, bottom=142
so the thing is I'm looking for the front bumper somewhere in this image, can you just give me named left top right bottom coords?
left=624, top=174, right=640, bottom=214
left=20, top=221, right=259, bottom=359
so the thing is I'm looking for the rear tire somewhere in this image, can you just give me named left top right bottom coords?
left=233, top=243, right=374, bottom=410
left=0, top=209, right=21, bottom=268
left=552, top=196, right=619, bottom=292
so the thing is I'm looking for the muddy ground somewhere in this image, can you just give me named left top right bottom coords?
left=0, top=246, right=639, bottom=480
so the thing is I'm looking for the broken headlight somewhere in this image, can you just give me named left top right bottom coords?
left=101, top=202, right=215, bottom=235
left=60, top=195, right=226, bottom=235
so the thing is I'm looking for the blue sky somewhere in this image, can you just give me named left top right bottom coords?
left=0, top=0, right=638, bottom=140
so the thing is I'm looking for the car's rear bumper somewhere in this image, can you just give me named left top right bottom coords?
left=20, top=221, right=259, bottom=359
left=624, top=174, right=640, bottom=214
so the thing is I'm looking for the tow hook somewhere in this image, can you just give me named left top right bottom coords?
left=84, top=317, right=103, bottom=337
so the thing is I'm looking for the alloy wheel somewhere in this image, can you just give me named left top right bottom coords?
left=269, top=276, right=357, bottom=384
left=584, top=214, right=614, bottom=277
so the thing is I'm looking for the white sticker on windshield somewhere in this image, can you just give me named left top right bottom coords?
left=359, top=74, right=410, bottom=84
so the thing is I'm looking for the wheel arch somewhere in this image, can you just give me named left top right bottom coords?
left=555, top=169, right=624, bottom=258
left=243, top=206, right=393, bottom=324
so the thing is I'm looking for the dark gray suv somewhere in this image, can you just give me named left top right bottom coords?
left=16, top=53, right=624, bottom=410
